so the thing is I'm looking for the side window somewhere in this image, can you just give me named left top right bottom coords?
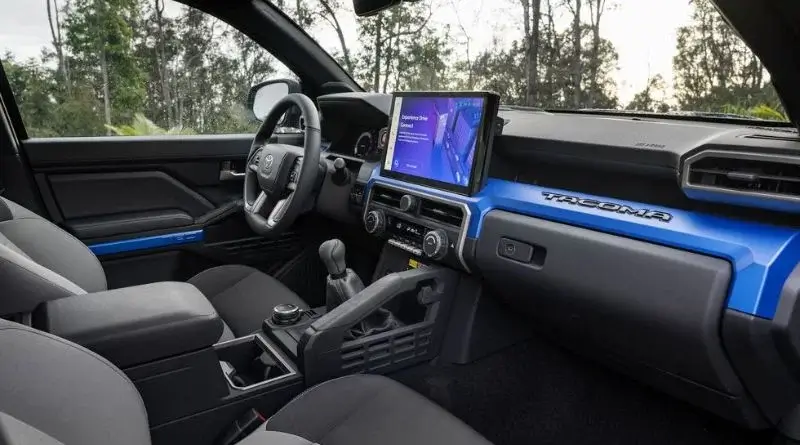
left=0, top=0, right=295, bottom=138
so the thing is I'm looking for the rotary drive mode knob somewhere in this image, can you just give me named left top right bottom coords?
left=365, top=210, right=386, bottom=235
left=423, top=229, right=448, bottom=259
left=399, top=194, right=418, bottom=212
left=272, top=303, right=302, bottom=326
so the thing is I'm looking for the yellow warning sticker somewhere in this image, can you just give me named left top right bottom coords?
left=408, top=258, right=420, bottom=269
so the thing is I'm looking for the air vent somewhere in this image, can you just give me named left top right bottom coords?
left=419, top=198, right=464, bottom=227
left=371, top=186, right=404, bottom=208
left=744, top=134, right=800, bottom=143
left=685, top=152, right=800, bottom=202
left=745, top=126, right=799, bottom=135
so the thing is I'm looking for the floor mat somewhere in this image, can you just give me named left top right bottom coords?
left=392, top=336, right=771, bottom=445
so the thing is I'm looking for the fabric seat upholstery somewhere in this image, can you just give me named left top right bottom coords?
left=0, top=197, right=306, bottom=341
left=188, top=264, right=308, bottom=339
left=260, top=374, right=493, bottom=445
left=0, top=318, right=493, bottom=445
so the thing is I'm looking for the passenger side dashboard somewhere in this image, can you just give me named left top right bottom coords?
left=320, top=92, right=800, bottom=431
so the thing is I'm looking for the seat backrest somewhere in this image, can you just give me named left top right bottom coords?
left=0, top=318, right=150, bottom=444
left=0, top=197, right=106, bottom=315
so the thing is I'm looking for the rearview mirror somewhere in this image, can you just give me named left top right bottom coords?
left=246, top=79, right=301, bottom=121
left=353, top=0, right=402, bottom=16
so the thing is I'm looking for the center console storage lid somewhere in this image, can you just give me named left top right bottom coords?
left=35, top=282, right=222, bottom=368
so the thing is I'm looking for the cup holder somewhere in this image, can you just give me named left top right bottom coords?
left=215, top=334, right=295, bottom=391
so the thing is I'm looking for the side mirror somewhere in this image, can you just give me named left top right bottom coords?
left=353, top=0, right=402, bottom=16
left=246, top=79, right=301, bottom=121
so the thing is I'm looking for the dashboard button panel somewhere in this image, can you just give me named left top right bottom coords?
left=363, top=183, right=470, bottom=271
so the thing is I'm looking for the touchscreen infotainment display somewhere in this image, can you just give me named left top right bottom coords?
left=381, top=91, right=499, bottom=196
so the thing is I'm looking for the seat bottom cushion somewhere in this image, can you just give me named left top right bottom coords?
left=265, top=374, right=493, bottom=445
left=188, top=265, right=308, bottom=339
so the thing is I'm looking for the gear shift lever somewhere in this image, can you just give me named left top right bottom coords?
left=319, top=239, right=364, bottom=311
left=318, top=239, right=400, bottom=337
left=319, top=239, right=348, bottom=279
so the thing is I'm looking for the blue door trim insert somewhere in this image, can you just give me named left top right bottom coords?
left=368, top=168, right=800, bottom=319
left=88, top=229, right=204, bottom=256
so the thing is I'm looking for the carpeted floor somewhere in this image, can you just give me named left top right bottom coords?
left=392, top=335, right=771, bottom=445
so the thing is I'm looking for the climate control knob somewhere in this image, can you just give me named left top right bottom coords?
left=422, top=229, right=448, bottom=260
left=364, top=210, right=386, bottom=235
left=399, top=194, right=418, bottom=212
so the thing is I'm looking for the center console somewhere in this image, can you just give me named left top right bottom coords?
left=258, top=238, right=461, bottom=386
left=364, top=184, right=470, bottom=271
left=33, top=282, right=303, bottom=444
left=362, top=91, right=500, bottom=272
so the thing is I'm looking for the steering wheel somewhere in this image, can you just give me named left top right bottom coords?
left=244, top=94, right=321, bottom=237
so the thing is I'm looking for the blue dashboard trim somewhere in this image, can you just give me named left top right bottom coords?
left=88, top=229, right=204, bottom=256
left=368, top=169, right=800, bottom=319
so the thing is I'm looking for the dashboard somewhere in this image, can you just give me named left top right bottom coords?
left=316, top=91, right=800, bottom=434
left=324, top=127, right=388, bottom=161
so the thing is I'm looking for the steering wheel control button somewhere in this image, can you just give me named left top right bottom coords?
left=399, top=194, right=418, bottom=212
left=422, top=229, right=448, bottom=259
left=498, top=238, right=534, bottom=263
left=365, top=210, right=386, bottom=235
left=272, top=303, right=302, bottom=326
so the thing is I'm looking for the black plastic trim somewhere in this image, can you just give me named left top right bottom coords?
left=67, top=209, right=194, bottom=239
left=722, top=263, right=800, bottom=432
left=475, top=210, right=765, bottom=427
left=722, top=309, right=797, bottom=428
left=24, top=135, right=253, bottom=167
left=48, top=171, right=214, bottom=219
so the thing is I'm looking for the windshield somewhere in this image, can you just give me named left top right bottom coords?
left=0, top=0, right=789, bottom=139
left=279, top=0, right=788, bottom=122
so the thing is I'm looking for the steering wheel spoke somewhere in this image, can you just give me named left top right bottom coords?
left=245, top=190, right=269, bottom=215
left=267, top=192, right=294, bottom=228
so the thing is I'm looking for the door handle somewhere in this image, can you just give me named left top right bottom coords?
left=220, top=169, right=245, bottom=181
left=219, top=161, right=246, bottom=181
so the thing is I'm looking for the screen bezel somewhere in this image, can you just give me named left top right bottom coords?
left=379, top=91, right=500, bottom=196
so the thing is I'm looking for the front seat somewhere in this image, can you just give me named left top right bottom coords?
left=0, top=318, right=492, bottom=445
left=0, top=197, right=306, bottom=340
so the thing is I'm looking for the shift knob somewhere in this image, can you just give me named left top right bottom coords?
left=319, top=239, right=346, bottom=277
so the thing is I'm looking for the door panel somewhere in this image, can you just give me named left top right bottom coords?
left=49, top=171, right=214, bottom=219
left=23, top=133, right=313, bottom=289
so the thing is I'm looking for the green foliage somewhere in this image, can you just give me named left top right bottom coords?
left=105, top=113, right=195, bottom=135
left=3, top=0, right=277, bottom=138
left=64, top=0, right=147, bottom=125
left=720, top=104, right=787, bottom=121
left=2, top=0, right=793, bottom=140
left=627, top=75, right=670, bottom=113
left=747, top=104, right=787, bottom=121
left=672, top=0, right=786, bottom=120
left=465, top=22, right=620, bottom=109
left=468, top=41, right=527, bottom=105
left=354, top=2, right=444, bottom=93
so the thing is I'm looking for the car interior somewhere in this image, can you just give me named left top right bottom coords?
left=2, top=0, right=800, bottom=444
